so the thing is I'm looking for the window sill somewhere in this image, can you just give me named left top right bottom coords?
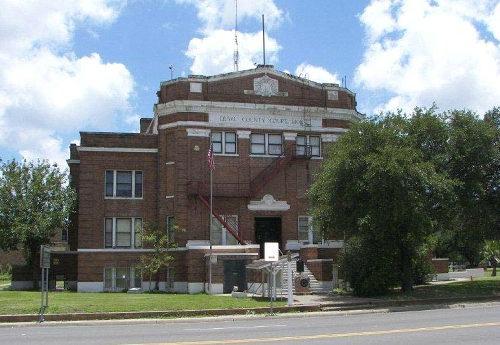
left=105, top=197, right=143, bottom=200
left=214, top=153, right=239, bottom=157
left=249, top=154, right=284, bottom=158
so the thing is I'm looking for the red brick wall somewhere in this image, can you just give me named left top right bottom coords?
left=77, top=151, right=158, bottom=249
left=306, top=260, right=333, bottom=281
left=80, top=133, right=158, bottom=148
left=158, top=73, right=356, bottom=110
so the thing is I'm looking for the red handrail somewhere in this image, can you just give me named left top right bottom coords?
left=197, top=194, right=245, bottom=245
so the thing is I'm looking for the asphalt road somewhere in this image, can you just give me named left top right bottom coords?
left=1, top=303, right=499, bottom=345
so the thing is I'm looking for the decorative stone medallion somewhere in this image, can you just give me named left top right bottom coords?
left=254, top=75, right=279, bottom=97
left=244, top=74, right=288, bottom=97
left=247, top=194, right=290, bottom=211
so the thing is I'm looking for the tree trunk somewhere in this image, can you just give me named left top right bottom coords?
left=491, top=256, right=497, bottom=277
left=400, top=245, right=413, bottom=293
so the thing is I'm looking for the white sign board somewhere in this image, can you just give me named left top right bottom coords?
left=264, top=242, right=279, bottom=262
left=209, top=113, right=322, bottom=131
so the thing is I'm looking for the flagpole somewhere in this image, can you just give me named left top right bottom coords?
left=209, top=146, right=213, bottom=294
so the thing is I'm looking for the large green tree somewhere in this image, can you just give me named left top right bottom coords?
left=0, top=160, right=76, bottom=271
left=310, top=115, right=455, bottom=295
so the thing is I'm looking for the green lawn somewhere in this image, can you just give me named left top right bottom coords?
left=0, top=291, right=283, bottom=315
left=385, top=268, right=499, bottom=300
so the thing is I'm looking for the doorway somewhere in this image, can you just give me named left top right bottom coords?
left=223, top=260, right=247, bottom=293
left=254, top=217, right=282, bottom=256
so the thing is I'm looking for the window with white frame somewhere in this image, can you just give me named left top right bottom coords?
left=104, top=217, right=142, bottom=248
left=250, top=133, right=283, bottom=155
left=105, top=170, right=143, bottom=198
left=296, top=135, right=321, bottom=157
left=104, top=267, right=141, bottom=291
left=298, top=216, right=321, bottom=244
left=211, top=132, right=237, bottom=154
left=211, top=215, right=239, bottom=245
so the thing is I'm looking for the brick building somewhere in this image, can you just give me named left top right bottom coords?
left=66, top=65, right=361, bottom=293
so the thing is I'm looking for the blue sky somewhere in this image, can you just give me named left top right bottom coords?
left=0, top=0, right=499, bottom=167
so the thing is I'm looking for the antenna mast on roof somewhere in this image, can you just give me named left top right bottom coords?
left=233, top=0, right=239, bottom=71
left=262, top=14, right=266, bottom=65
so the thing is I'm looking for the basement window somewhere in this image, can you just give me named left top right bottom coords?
left=104, top=267, right=141, bottom=292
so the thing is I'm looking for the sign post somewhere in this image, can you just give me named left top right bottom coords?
left=287, top=252, right=293, bottom=307
left=39, top=245, right=50, bottom=323
left=264, top=242, right=279, bottom=314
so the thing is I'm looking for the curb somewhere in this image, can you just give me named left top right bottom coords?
left=0, top=295, right=498, bottom=324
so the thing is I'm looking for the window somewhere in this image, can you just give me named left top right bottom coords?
left=211, top=132, right=237, bottom=154
left=104, top=217, right=142, bottom=248
left=104, top=267, right=141, bottom=292
left=296, top=135, right=321, bottom=157
left=105, top=170, right=143, bottom=198
left=298, top=216, right=321, bottom=244
left=211, top=215, right=239, bottom=245
left=268, top=134, right=283, bottom=155
left=250, top=134, right=265, bottom=154
left=250, top=133, right=283, bottom=155
left=166, top=216, right=175, bottom=241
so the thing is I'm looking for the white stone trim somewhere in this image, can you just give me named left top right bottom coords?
left=77, top=147, right=158, bottom=153
left=165, top=161, right=175, bottom=165
left=77, top=247, right=188, bottom=252
left=186, top=128, right=211, bottom=137
left=66, top=159, right=80, bottom=164
left=321, top=134, right=339, bottom=142
left=160, top=67, right=355, bottom=96
left=248, top=194, right=290, bottom=211
left=188, top=282, right=204, bottom=294
left=155, top=100, right=360, bottom=121
left=237, top=130, right=251, bottom=139
left=174, top=282, right=188, bottom=293
left=214, top=153, right=239, bottom=157
left=159, top=120, right=348, bottom=133
left=205, top=283, right=224, bottom=294
left=10, top=281, right=33, bottom=290
left=204, top=253, right=259, bottom=257
left=186, top=243, right=260, bottom=250
left=78, top=282, right=104, bottom=292
left=283, top=132, right=297, bottom=141
left=190, top=82, right=202, bottom=93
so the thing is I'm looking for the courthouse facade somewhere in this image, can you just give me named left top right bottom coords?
left=67, top=65, right=361, bottom=293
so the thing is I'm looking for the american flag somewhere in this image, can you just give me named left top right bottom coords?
left=207, top=144, right=215, bottom=171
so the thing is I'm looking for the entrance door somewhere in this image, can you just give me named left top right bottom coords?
left=254, top=217, right=282, bottom=256
left=223, top=260, right=247, bottom=293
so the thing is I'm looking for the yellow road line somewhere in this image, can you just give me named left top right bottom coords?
left=132, top=321, right=500, bottom=345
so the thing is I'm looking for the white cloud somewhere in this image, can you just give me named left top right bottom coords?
left=187, top=30, right=280, bottom=75
left=0, top=0, right=134, bottom=168
left=294, top=63, right=340, bottom=84
left=179, top=0, right=283, bottom=75
left=177, top=0, right=283, bottom=32
left=355, top=0, right=500, bottom=113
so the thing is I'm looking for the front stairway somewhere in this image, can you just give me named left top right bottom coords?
left=247, top=254, right=331, bottom=296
